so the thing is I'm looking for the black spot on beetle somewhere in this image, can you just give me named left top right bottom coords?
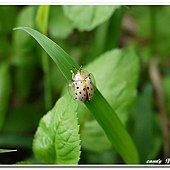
left=91, top=88, right=92, bottom=90
left=83, top=88, right=85, bottom=91
left=79, top=92, right=81, bottom=94
left=75, top=97, right=77, bottom=99
left=87, top=87, right=89, bottom=89
left=77, top=87, right=79, bottom=89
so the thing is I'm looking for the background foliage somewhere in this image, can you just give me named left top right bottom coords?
left=0, top=5, right=169, bottom=164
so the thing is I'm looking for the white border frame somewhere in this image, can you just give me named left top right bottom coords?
left=0, top=0, right=170, bottom=5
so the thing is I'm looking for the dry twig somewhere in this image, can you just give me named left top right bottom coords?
left=149, top=57, right=170, bottom=159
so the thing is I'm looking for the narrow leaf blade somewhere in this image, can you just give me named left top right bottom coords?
left=86, top=89, right=139, bottom=163
left=0, top=62, right=11, bottom=129
left=14, top=27, right=139, bottom=163
left=13, top=27, right=79, bottom=80
left=0, top=149, right=17, bottom=153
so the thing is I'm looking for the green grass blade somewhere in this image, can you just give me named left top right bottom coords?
left=0, top=149, right=17, bottom=153
left=0, top=62, right=11, bottom=129
left=13, top=27, right=139, bottom=163
left=13, top=27, right=79, bottom=80
left=86, top=89, right=139, bottom=163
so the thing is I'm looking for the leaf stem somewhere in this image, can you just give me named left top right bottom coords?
left=36, top=5, right=52, bottom=110
left=149, top=58, right=170, bottom=159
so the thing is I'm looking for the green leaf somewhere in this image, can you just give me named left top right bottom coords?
left=49, top=6, right=74, bottom=39
left=84, top=150, right=116, bottom=164
left=33, top=94, right=81, bottom=164
left=81, top=48, right=139, bottom=152
left=36, top=5, right=50, bottom=35
left=0, top=62, right=11, bottom=129
left=131, top=85, right=154, bottom=163
left=86, top=48, right=139, bottom=123
left=81, top=120, right=112, bottom=152
left=0, top=149, right=17, bottom=153
left=63, top=6, right=118, bottom=31
left=128, top=84, right=163, bottom=162
left=14, top=27, right=139, bottom=163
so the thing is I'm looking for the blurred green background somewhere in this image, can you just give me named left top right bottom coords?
left=0, top=5, right=170, bottom=164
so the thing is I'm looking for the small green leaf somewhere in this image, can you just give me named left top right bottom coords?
left=0, top=62, right=11, bottom=129
left=33, top=94, right=81, bottom=164
left=49, top=6, right=74, bottom=39
left=0, top=149, right=17, bottom=153
left=63, top=6, right=119, bottom=31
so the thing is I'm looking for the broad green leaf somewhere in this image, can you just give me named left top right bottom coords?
left=33, top=94, right=81, bottom=164
left=14, top=27, right=139, bottom=163
left=63, top=6, right=118, bottom=31
left=0, top=149, right=17, bottom=153
left=49, top=6, right=74, bottom=39
left=81, top=120, right=112, bottom=152
left=86, top=48, right=139, bottom=123
left=80, top=48, right=139, bottom=152
left=0, top=62, right=11, bottom=129
left=36, top=5, right=50, bottom=35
